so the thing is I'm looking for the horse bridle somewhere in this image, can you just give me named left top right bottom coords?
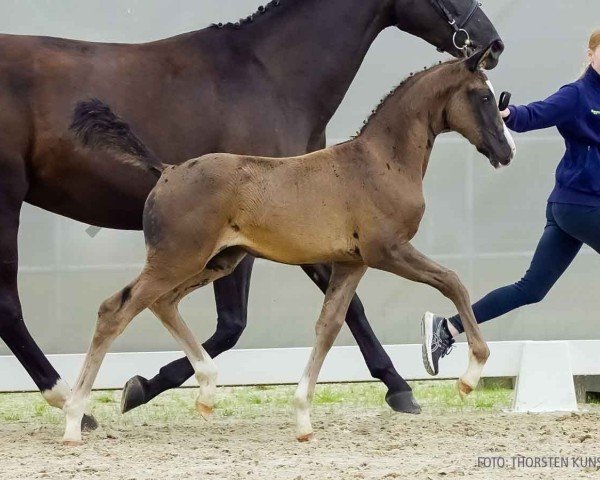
left=429, top=0, right=482, bottom=53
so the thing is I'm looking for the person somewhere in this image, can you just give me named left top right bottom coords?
left=421, top=29, right=600, bottom=375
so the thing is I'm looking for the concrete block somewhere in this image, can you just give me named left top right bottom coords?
left=513, top=341, right=577, bottom=413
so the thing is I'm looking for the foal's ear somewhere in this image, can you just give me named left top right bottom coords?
left=465, top=41, right=498, bottom=72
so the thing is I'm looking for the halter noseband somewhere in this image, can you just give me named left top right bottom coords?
left=429, top=0, right=482, bottom=52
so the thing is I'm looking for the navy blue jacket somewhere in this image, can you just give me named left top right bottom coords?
left=505, top=66, right=600, bottom=206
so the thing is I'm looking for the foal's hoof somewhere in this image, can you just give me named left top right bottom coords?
left=81, top=414, right=99, bottom=432
left=196, top=402, right=214, bottom=419
left=385, top=390, right=422, bottom=414
left=297, top=433, right=314, bottom=442
left=121, top=375, right=149, bottom=414
left=62, top=439, right=83, bottom=447
left=457, top=379, right=474, bottom=400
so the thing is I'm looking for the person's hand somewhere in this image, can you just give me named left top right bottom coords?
left=500, top=108, right=510, bottom=119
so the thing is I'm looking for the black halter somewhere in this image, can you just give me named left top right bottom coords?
left=429, top=0, right=482, bottom=52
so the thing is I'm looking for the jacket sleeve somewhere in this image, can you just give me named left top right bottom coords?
left=504, top=84, right=580, bottom=133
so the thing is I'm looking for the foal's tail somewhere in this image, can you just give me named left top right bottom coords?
left=70, top=98, right=165, bottom=177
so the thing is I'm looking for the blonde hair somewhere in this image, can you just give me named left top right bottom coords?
left=590, top=29, right=600, bottom=51
left=582, top=29, right=600, bottom=75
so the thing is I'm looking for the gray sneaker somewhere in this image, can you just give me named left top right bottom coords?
left=421, top=312, right=455, bottom=376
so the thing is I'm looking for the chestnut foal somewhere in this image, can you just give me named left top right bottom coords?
left=62, top=45, right=515, bottom=444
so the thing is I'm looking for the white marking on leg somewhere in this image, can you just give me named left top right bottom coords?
left=150, top=289, right=223, bottom=417
left=62, top=393, right=89, bottom=444
left=292, top=264, right=365, bottom=441
left=61, top=277, right=155, bottom=444
left=194, top=355, right=218, bottom=412
left=42, top=379, right=71, bottom=409
left=460, top=348, right=486, bottom=392
left=294, top=376, right=313, bottom=440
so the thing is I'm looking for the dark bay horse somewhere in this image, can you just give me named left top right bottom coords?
left=61, top=44, right=514, bottom=444
left=0, top=0, right=503, bottom=424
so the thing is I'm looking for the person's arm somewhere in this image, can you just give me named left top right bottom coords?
left=503, top=84, right=580, bottom=133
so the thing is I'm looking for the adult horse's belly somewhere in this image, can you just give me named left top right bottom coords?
left=25, top=145, right=159, bottom=230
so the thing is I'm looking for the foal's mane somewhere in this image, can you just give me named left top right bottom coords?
left=357, top=59, right=461, bottom=136
left=210, top=0, right=286, bottom=30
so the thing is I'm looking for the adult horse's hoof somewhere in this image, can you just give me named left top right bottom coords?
left=385, top=390, right=422, bottom=414
left=81, top=413, right=99, bottom=432
left=121, top=375, right=149, bottom=414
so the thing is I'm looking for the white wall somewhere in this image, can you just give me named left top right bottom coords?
left=2, top=1, right=600, bottom=356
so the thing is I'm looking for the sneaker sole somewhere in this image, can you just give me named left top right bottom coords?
left=421, top=312, right=437, bottom=376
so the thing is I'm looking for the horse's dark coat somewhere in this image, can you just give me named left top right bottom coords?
left=212, top=0, right=284, bottom=29
left=70, top=99, right=164, bottom=176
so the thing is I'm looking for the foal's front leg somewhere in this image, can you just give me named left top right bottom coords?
left=369, top=242, right=489, bottom=396
left=301, top=264, right=418, bottom=413
left=294, top=262, right=367, bottom=441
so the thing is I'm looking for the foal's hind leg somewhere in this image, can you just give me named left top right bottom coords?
left=150, top=294, right=218, bottom=417
left=62, top=269, right=186, bottom=444
left=148, top=248, right=247, bottom=417
left=120, top=256, right=255, bottom=414
left=367, top=242, right=489, bottom=397
left=294, top=262, right=367, bottom=441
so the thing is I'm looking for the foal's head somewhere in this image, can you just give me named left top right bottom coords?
left=439, top=44, right=516, bottom=168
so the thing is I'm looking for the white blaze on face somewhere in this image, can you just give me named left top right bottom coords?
left=485, top=79, right=517, bottom=159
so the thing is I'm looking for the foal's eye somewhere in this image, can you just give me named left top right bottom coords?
left=482, top=96, right=491, bottom=102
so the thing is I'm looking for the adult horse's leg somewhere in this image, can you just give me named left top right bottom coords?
left=120, top=256, right=254, bottom=413
left=295, top=262, right=367, bottom=441
left=0, top=157, right=97, bottom=430
left=370, top=242, right=490, bottom=396
left=301, top=264, right=420, bottom=414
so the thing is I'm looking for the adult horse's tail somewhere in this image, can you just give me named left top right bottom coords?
left=70, top=98, right=165, bottom=176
